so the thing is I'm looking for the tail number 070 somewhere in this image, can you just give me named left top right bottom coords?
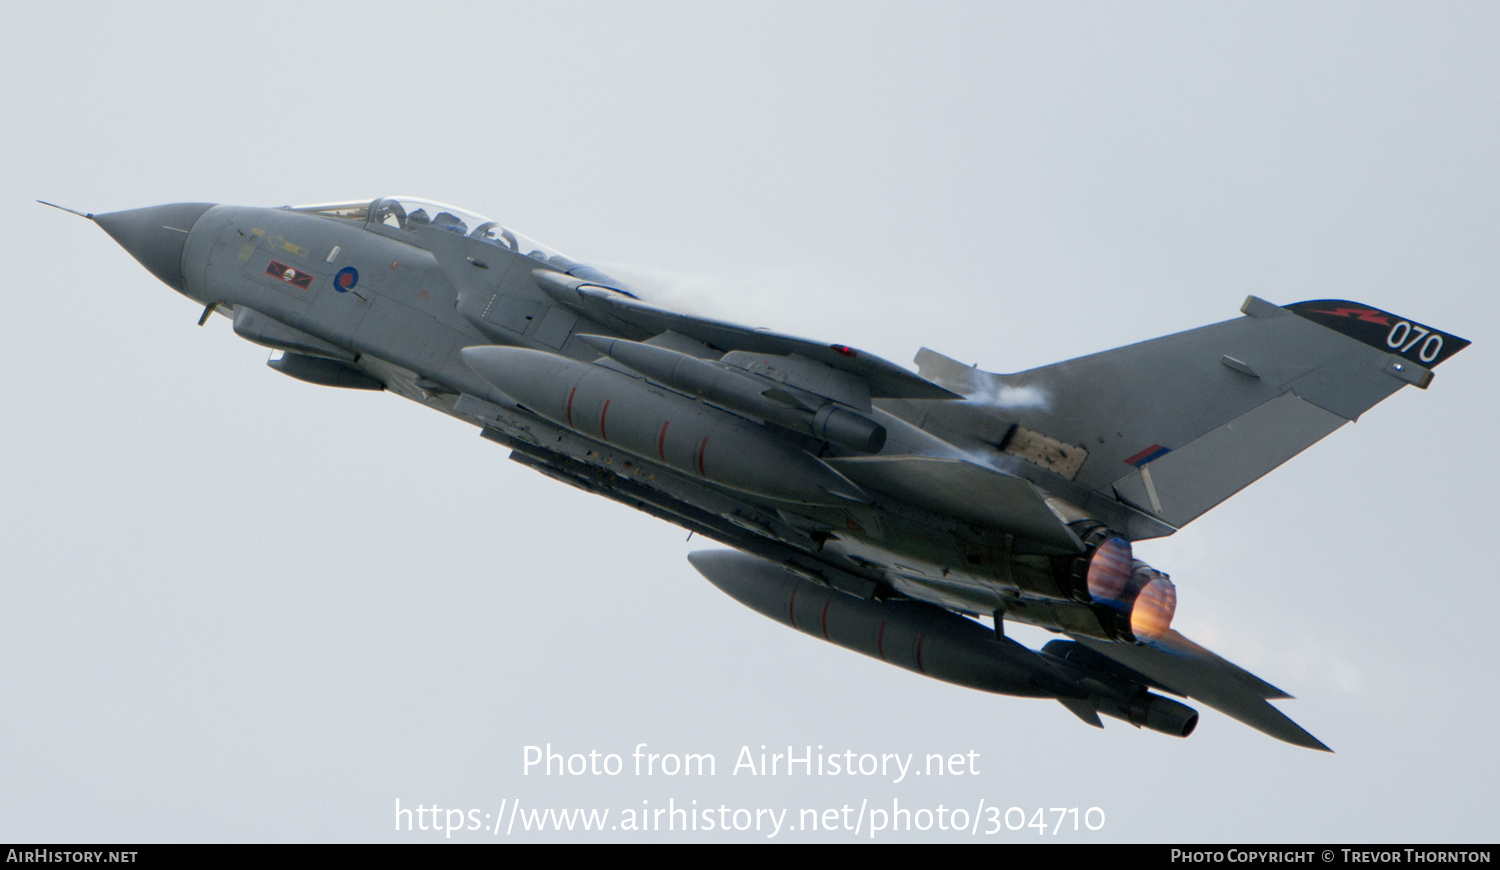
left=1387, top=320, right=1443, bottom=364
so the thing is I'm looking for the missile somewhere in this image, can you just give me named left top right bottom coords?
left=576, top=335, right=887, bottom=453
left=462, top=346, right=871, bottom=506
left=690, top=548, right=1199, bottom=737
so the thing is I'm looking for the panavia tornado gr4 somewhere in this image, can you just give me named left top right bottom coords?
left=57, top=196, right=1470, bottom=750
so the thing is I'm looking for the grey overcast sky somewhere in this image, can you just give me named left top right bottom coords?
left=2, top=2, right=1496, bottom=843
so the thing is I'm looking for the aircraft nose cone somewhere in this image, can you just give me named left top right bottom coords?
left=94, top=202, right=216, bottom=293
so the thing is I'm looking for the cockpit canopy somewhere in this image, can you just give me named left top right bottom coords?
left=287, top=196, right=580, bottom=271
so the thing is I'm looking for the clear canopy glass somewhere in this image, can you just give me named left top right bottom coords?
left=287, top=196, right=580, bottom=270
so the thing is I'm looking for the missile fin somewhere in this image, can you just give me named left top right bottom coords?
left=1056, top=697, right=1105, bottom=729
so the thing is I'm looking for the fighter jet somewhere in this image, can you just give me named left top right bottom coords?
left=55, top=196, right=1469, bottom=750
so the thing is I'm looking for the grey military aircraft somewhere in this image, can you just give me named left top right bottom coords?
left=55, top=196, right=1469, bottom=750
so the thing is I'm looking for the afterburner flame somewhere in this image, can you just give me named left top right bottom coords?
left=1130, top=568, right=1177, bottom=641
left=1086, top=537, right=1134, bottom=605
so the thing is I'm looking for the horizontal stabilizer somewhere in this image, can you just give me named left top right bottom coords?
left=1073, top=630, right=1328, bottom=751
left=826, top=456, right=1083, bottom=553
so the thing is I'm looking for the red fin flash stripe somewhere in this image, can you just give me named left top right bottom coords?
left=565, top=387, right=577, bottom=428
left=1310, top=306, right=1391, bottom=325
left=1124, top=444, right=1171, bottom=467
left=657, top=421, right=669, bottom=461
left=820, top=600, right=830, bottom=640
left=916, top=634, right=926, bottom=672
left=600, top=399, right=611, bottom=441
left=696, top=437, right=708, bottom=476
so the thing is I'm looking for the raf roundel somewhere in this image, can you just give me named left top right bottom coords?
left=334, top=266, right=359, bottom=293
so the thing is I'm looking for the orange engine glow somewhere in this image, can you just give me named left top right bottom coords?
left=1086, top=537, right=1134, bottom=605
left=1129, top=567, right=1177, bottom=641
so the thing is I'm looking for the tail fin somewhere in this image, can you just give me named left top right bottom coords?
left=915, top=297, right=1469, bottom=533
